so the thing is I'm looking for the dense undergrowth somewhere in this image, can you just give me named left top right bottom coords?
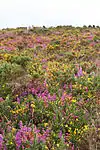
left=0, top=26, right=100, bottom=150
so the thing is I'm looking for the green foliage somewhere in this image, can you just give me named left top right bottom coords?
left=0, top=62, right=24, bottom=82
left=9, top=55, right=32, bottom=67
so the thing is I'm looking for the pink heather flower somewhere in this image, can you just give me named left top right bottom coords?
left=42, top=65, right=47, bottom=69
left=36, top=37, right=42, bottom=44
left=34, top=53, right=37, bottom=57
left=72, top=144, right=75, bottom=150
left=74, top=115, right=78, bottom=119
left=44, top=90, right=49, bottom=95
left=88, top=34, right=93, bottom=40
left=69, top=82, right=72, bottom=91
left=54, top=115, right=56, bottom=120
left=90, top=42, right=95, bottom=47
left=0, top=97, right=4, bottom=102
left=61, top=91, right=66, bottom=101
left=85, top=87, right=88, bottom=92
left=47, top=93, right=51, bottom=99
left=43, top=97, right=48, bottom=107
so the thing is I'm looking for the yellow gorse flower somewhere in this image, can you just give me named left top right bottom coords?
left=70, top=121, right=73, bottom=125
left=47, top=44, right=54, bottom=50
left=4, top=54, right=8, bottom=58
left=74, top=129, right=77, bottom=135
left=72, top=99, right=76, bottom=103
left=30, top=104, right=35, bottom=108
left=65, top=124, right=68, bottom=127
left=10, top=108, right=26, bottom=114
left=3, top=53, right=11, bottom=60
left=12, top=127, right=16, bottom=133
left=45, top=145, right=48, bottom=150
left=83, top=125, right=88, bottom=131
left=57, top=144, right=60, bottom=147
left=88, top=92, right=92, bottom=98
left=44, top=123, right=48, bottom=127
left=10, top=142, right=13, bottom=145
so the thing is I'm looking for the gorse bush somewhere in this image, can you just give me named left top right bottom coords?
left=0, top=62, right=24, bottom=81
left=9, top=55, right=32, bottom=67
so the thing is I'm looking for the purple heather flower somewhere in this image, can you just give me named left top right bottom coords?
left=0, top=128, right=4, bottom=135
left=15, top=135, right=22, bottom=149
left=7, top=126, right=12, bottom=132
left=34, top=128, right=40, bottom=134
left=63, top=84, right=66, bottom=90
left=69, top=82, right=72, bottom=91
left=19, top=121, right=23, bottom=128
left=42, top=44, right=46, bottom=49
left=77, top=67, right=83, bottom=77
left=0, top=134, right=3, bottom=142
left=48, top=94, right=56, bottom=101
left=47, top=93, right=51, bottom=99
left=0, top=134, right=3, bottom=149
left=43, top=80, right=47, bottom=87
left=15, top=125, right=33, bottom=149
left=21, top=91, right=28, bottom=97
left=31, top=88, right=36, bottom=95
left=16, top=97, right=20, bottom=104
left=36, top=37, right=41, bottom=43
left=58, top=130, right=62, bottom=138
left=54, top=115, right=56, bottom=120
left=52, top=93, right=56, bottom=101
left=38, top=129, right=50, bottom=143
left=44, top=90, right=49, bottom=95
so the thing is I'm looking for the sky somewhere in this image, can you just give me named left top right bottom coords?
left=0, top=0, right=100, bottom=29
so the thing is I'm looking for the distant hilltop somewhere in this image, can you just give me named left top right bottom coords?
left=0, top=25, right=100, bottom=31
